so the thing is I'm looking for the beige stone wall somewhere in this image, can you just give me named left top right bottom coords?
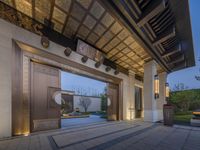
left=0, top=19, right=141, bottom=137
left=143, top=60, right=157, bottom=122
left=0, top=20, right=12, bottom=138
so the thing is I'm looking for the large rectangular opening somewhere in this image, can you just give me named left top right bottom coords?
left=12, top=42, right=123, bottom=135
left=60, top=71, right=108, bottom=128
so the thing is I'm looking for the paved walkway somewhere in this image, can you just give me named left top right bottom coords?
left=61, top=115, right=106, bottom=128
left=0, top=121, right=200, bottom=150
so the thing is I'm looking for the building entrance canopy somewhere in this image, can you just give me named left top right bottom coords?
left=0, top=0, right=194, bottom=77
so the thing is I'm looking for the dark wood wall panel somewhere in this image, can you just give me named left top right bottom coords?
left=107, top=83, right=119, bottom=121
left=30, top=62, right=61, bottom=132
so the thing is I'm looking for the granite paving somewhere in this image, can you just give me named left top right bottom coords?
left=0, top=120, right=200, bottom=150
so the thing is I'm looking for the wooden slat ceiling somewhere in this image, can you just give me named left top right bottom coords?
left=1, top=0, right=154, bottom=76
left=102, top=0, right=194, bottom=72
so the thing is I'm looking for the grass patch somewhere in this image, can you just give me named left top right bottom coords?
left=174, top=114, right=192, bottom=123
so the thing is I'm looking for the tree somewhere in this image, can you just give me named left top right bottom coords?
left=79, top=96, right=92, bottom=112
left=100, top=94, right=107, bottom=111
left=101, top=87, right=107, bottom=111
left=173, top=83, right=188, bottom=91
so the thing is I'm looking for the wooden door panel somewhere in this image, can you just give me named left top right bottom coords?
left=31, top=62, right=61, bottom=132
left=107, top=83, right=119, bottom=121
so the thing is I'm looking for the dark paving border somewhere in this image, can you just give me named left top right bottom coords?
left=88, top=125, right=157, bottom=150
left=48, top=121, right=137, bottom=150
left=49, top=124, right=140, bottom=150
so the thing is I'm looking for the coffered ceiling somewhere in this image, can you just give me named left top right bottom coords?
left=1, top=0, right=194, bottom=76
left=1, top=0, right=153, bottom=76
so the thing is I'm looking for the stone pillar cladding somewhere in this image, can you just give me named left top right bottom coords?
left=0, top=20, right=12, bottom=138
left=128, top=71, right=135, bottom=120
left=158, top=72, right=167, bottom=121
left=143, top=60, right=158, bottom=122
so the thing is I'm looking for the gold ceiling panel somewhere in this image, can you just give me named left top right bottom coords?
left=132, top=55, right=140, bottom=60
left=108, top=49, right=119, bottom=56
left=124, top=36, right=135, bottom=45
left=52, top=7, right=67, bottom=24
left=116, top=60, right=122, bottom=64
left=110, top=22, right=123, bottom=34
left=106, top=52, right=113, bottom=58
left=103, top=44, right=114, bottom=53
left=55, top=0, right=71, bottom=13
left=90, top=1, right=105, bottom=19
left=96, top=37, right=108, bottom=49
left=93, top=24, right=106, bottom=36
left=103, top=31, right=114, bottom=42
left=52, top=19, right=63, bottom=33
left=87, top=32, right=99, bottom=44
left=120, top=56, right=128, bottom=61
left=122, top=47, right=132, bottom=54
left=35, top=0, right=51, bottom=18
left=127, top=52, right=135, bottom=57
left=77, top=25, right=90, bottom=39
left=117, top=43, right=126, bottom=50
left=116, top=53, right=123, bottom=58
left=100, top=13, right=114, bottom=28
left=83, top=15, right=96, bottom=29
left=117, top=29, right=129, bottom=40
left=71, top=3, right=86, bottom=21
left=133, top=64, right=139, bottom=68
left=138, top=62, right=144, bottom=66
left=76, top=0, right=92, bottom=9
left=16, top=0, right=32, bottom=17
left=63, top=17, right=80, bottom=37
left=126, top=59, right=132, bottom=64
left=35, top=10, right=46, bottom=24
left=108, top=37, right=120, bottom=48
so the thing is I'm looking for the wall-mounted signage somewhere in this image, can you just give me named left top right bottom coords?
left=76, top=39, right=104, bottom=63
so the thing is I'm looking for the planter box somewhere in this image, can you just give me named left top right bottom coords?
left=163, top=104, right=174, bottom=126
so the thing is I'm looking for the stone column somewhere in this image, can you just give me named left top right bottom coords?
left=157, top=72, right=167, bottom=120
left=128, top=71, right=135, bottom=120
left=143, top=60, right=158, bottom=122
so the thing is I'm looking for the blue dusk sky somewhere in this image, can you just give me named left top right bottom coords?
left=167, top=0, right=200, bottom=90
left=61, top=72, right=106, bottom=95
left=61, top=0, right=200, bottom=93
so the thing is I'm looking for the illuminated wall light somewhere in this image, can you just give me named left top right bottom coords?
left=165, top=83, right=170, bottom=98
left=24, top=133, right=30, bottom=136
left=154, top=75, right=159, bottom=99
left=165, top=83, right=170, bottom=104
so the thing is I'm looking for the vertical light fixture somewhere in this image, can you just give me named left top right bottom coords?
left=154, top=75, right=159, bottom=99
left=165, top=83, right=170, bottom=98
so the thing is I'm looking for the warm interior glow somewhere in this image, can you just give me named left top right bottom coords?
left=154, top=75, right=159, bottom=98
left=165, top=83, right=170, bottom=98
left=24, top=133, right=29, bottom=136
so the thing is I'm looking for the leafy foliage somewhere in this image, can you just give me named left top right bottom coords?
left=100, top=94, right=107, bottom=111
left=101, top=87, right=107, bottom=112
left=170, top=83, right=200, bottom=112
